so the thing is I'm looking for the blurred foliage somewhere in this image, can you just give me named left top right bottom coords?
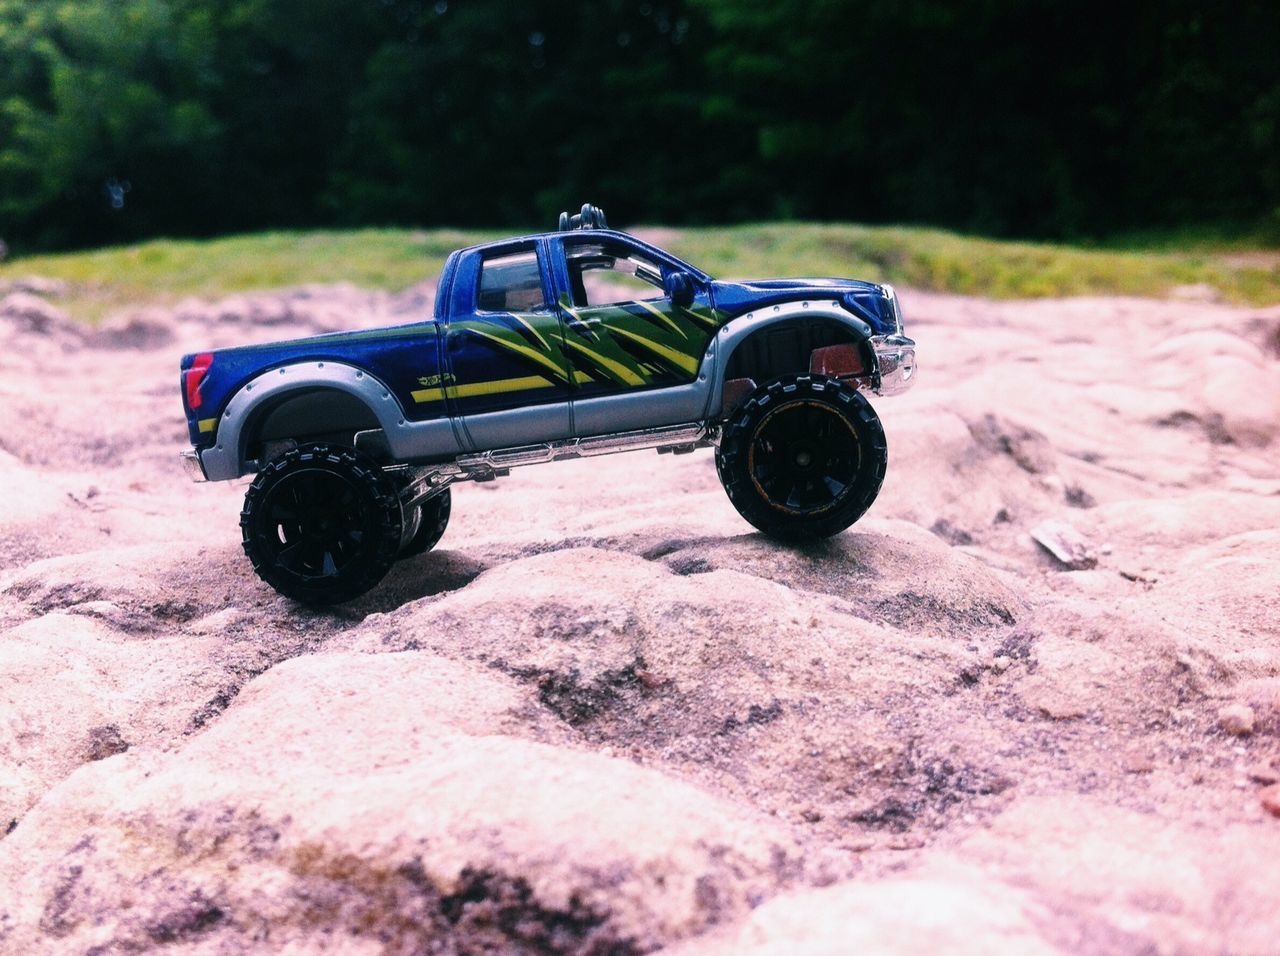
left=6, top=224, right=1277, bottom=326
left=1, top=0, right=1277, bottom=252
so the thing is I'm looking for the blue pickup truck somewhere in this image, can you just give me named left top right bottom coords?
left=180, top=205, right=916, bottom=603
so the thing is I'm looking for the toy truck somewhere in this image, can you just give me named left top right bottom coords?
left=179, top=205, right=916, bottom=603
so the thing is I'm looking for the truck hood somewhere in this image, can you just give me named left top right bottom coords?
left=736, top=277, right=881, bottom=292
left=709, top=278, right=897, bottom=335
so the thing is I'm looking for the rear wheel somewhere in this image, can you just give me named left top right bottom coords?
left=715, top=374, right=886, bottom=541
left=240, top=443, right=402, bottom=604
left=400, top=489, right=452, bottom=558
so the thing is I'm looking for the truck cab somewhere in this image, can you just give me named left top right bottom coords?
left=433, top=229, right=721, bottom=452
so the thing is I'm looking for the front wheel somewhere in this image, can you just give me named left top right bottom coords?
left=240, top=443, right=403, bottom=604
left=715, top=375, right=887, bottom=541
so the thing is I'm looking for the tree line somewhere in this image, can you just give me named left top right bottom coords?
left=1, top=0, right=1276, bottom=252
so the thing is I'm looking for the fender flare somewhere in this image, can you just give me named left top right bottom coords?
left=707, top=300, right=880, bottom=418
left=198, top=362, right=407, bottom=481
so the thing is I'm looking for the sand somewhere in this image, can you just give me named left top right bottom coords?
left=0, top=277, right=1278, bottom=953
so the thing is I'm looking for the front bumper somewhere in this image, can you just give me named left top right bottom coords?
left=179, top=449, right=208, bottom=482
left=872, top=335, right=917, bottom=395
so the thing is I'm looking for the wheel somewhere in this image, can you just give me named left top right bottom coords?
left=240, top=443, right=403, bottom=604
left=715, top=374, right=887, bottom=541
left=400, top=488, right=452, bottom=557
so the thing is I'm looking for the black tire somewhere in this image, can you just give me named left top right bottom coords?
left=400, top=488, right=452, bottom=558
left=715, top=374, right=887, bottom=541
left=240, top=443, right=403, bottom=604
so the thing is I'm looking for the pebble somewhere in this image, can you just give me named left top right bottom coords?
left=887, top=836, right=926, bottom=850
left=1122, top=751, right=1155, bottom=773
left=1262, top=784, right=1280, bottom=818
left=1026, top=686, right=1088, bottom=720
left=1030, top=519, right=1098, bottom=570
left=1217, top=703, right=1255, bottom=736
left=1247, top=763, right=1280, bottom=785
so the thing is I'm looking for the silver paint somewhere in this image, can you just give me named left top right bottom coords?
left=194, top=298, right=909, bottom=481
left=197, top=361, right=462, bottom=481
left=706, top=300, right=883, bottom=417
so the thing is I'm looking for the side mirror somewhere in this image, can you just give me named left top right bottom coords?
left=664, top=271, right=695, bottom=307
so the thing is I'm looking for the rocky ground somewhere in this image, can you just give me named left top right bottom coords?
left=0, top=275, right=1278, bottom=954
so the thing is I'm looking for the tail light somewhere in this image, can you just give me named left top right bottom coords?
left=185, top=353, right=213, bottom=409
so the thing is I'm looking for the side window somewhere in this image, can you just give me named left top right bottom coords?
left=564, top=241, right=666, bottom=308
left=477, top=250, right=547, bottom=312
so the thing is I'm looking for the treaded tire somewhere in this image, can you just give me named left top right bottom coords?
left=715, top=374, right=887, bottom=541
left=240, top=443, right=403, bottom=604
left=400, top=489, right=452, bottom=558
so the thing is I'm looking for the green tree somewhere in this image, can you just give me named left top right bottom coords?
left=0, top=0, right=223, bottom=248
left=689, top=0, right=1280, bottom=237
left=1, top=0, right=1276, bottom=250
left=325, top=0, right=718, bottom=228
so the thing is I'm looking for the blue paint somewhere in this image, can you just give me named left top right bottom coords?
left=181, top=228, right=895, bottom=448
left=709, top=279, right=896, bottom=334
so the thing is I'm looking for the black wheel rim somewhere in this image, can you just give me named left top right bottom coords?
left=255, top=467, right=370, bottom=581
left=747, top=401, right=860, bottom=515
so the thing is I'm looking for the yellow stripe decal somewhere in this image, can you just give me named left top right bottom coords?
left=198, top=418, right=217, bottom=434
left=564, top=337, right=648, bottom=386
left=509, top=312, right=551, bottom=350
left=412, top=375, right=557, bottom=403
left=608, top=325, right=700, bottom=375
left=633, top=299, right=688, bottom=338
left=465, top=327, right=569, bottom=381
left=678, top=304, right=721, bottom=329
left=454, top=375, right=555, bottom=398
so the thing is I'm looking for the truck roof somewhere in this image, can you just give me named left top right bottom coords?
left=450, top=228, right=712, bottom=282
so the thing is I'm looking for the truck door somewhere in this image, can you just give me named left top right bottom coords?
left=551, top=235, right=720, bottom=436
left=440, top=241, right=573, bottom=451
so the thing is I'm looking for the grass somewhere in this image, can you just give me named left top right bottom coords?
left=660, top=223, right=1280, bottom=304
left=0, top=229, right=502, bottom=323
left=2, top=223, right=1277, bottom=322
